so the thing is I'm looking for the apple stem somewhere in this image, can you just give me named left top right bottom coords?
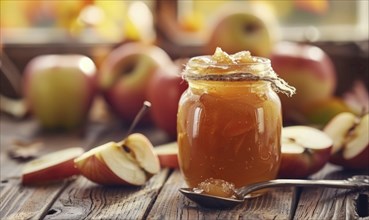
left=125, top=101, right=151, bottom=138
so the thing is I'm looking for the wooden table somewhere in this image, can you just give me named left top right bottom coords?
left=1, top=115, right=368, bottom=220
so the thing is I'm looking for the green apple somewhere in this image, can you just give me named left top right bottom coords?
left=23, top=54, right=97, bottom=130
left=300, top=97, right=352, bottom=127
left=204, top=3, right=278, bottom=57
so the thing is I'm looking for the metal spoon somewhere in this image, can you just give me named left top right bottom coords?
left=179, top=175, right=369, bottom=209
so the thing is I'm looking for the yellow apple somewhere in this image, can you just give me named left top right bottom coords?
left=204, top=3, right=278, bottom=57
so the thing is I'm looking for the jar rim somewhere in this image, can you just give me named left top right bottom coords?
left=183, top=55, right=273, bottom=82
left=182, top=55, right=296, bottom=97
left=186, top=55, right=271, bottom=68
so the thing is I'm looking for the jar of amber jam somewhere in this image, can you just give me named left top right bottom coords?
left=177, top=49, right=295, bottom=195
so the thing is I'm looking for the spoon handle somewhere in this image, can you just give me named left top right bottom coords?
left=237, top=177, right=369, bottom=198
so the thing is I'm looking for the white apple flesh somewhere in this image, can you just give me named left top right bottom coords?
left=278, top=126, right=333, bottom=178
left=22, top=147, right=84, bottom=185
left=154, top=142, right=179, bottom=169
left=74, top=133, right=160, bottom=186
left=324, top=112, right=369, bottom=169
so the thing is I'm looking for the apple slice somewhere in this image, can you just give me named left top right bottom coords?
left=74, top=133, right=160, bottom=186
left=324, top=112, right=369, bottom=169
left=278, top=126, right=333, bottom=178
left=154, top=142, right=179, bottom=168
left=22, top=147, right=84, bottom=185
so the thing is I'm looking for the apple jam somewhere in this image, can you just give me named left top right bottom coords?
left=194, top=178, right=238, bottom=199
left=177, top=48, right=295, bottom=194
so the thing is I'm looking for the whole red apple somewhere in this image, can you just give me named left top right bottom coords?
left=270, top=41, right=337, bottom=123
left=146, top=60, right=188, bottom=138
left=98, top=42, right=172, bottom=123
left=23, top=54, right=97, bottom=130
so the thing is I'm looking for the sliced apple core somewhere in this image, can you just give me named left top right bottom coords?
left=343, top=114, right=369, bottom=159
left=282, top=126, right=333, bottom=150
left=23, top=147, right=84, bottom=174
left=120, top=133, right=160, bottom=175
left=100, top=142, right=147, bottom=185
left=323, top=112, right=357, bottom=153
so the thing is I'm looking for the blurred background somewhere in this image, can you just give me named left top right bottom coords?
left=1, top=0, right=368, bottom=136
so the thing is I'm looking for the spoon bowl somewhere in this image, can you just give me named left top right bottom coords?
left=179, top=175, right=369, bottom=209
left=179, top=188, right=243, bottom=209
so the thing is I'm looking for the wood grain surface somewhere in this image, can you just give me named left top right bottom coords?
left=1, top=115, right=368, bottom=220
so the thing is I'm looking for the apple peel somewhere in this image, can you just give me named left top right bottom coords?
left=279, top=126, right=333, bottom=178
left=22, top=147, right=84, bottom=185
left=154, top=142, right=179, bottom=169
left=74, top=142, right=129, bottom=185
left=74, top=133, right=160, bottom=186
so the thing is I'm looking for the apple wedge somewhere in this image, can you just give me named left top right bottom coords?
left=74, top=133, right=160, bottom=186
left=22, top=147, right=84, bottom=185
left=278, top=126, right=333, bottom=178
left=323, top=112, right=369, bottom=169
left=154, top=142, right=179, bottom=168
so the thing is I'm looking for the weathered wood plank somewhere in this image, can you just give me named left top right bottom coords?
left=147, top=170, right=297, bottom=220
left=0, top=117, right=118, bottom=219
left=0, top=114, right=171, bottom=220
left=0, top=178, right=72, bottom=220
left=44, top=169, right=170, bottom=220
left=0, top=116, right=90, bottom=220
left=0, top=116, right=100, bottom=180
left=294, top=164, right=369, bottom=220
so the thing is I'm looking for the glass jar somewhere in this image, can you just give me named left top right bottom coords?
left=177, top=50, right=294, bottom=196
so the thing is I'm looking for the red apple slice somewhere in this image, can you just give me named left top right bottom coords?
left=22, top=147, right=84, bottom=185
left=324, top=112, right=369, bottom=169
left=74, top=133, right=160, bottom=186
left=278, top=126, right=333, bottom=178
left=154, top=142, right=179, bottom=168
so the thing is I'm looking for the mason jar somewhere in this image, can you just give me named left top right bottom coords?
left=177, top=50, right=295, bottom=197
